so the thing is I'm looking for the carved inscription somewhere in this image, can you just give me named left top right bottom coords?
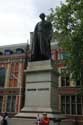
left=27, top=88, right=49, bottom=91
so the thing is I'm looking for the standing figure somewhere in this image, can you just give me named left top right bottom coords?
left=1, top=113, right=8, bottom=125
left=31, top=13, right=53, bottom=61
left=40, top=113, right=50, bottom=125
left=0, top=114, right=3, bottom=124
left=36, top=114, right=42, bottom=125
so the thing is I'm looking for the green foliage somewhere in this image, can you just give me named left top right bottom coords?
left=47, top=0, right=83, bottom=83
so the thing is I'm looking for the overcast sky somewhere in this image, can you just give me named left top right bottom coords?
left=0, top=0, right=65, bottom=46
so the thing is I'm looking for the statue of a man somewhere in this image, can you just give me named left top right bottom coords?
left=31, top=13, right=53, bottom=61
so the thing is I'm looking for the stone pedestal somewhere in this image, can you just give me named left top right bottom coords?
left=10, top=60, right=68, bottom=125
left=16, top=60, right=63, bottom=119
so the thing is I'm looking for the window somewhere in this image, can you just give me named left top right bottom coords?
left=11, top=96, right=16, bottom=112
left=66, top=96, right=70, bottom=114
left=61, top=96, right=66, bottom=114
left=0, top=96, right=3, bottom=112
left=61, top=68, right=70, bottom=87
left=77, top=96, right=82, bottom=114
left=71, top=96, right=76, bottom=114
left=58, top=52, right=70, bottom=60
left=6, top=96, right=11, bottom=112
left=61, top=96, right=83, bottom=115
left=6, top=96, right=16, bottom=112
left=76, top=80, right=81, bottom=87
left=4, top=49, right=13, bottom=55
left=0, top=68, right=6, bottom=87
left=16, top=48, right=24, bottom=54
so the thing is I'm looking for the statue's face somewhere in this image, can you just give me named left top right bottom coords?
left=40, top=16, right=45, bottom=20
left=39, top=13, right=45, bottom=20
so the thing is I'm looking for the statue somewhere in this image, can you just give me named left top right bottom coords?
left=31, top=13, right=53, bottom=61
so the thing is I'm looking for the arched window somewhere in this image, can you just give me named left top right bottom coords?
left=16, top=48, right=24, bottom=54
left=4, top=49, right=13, bottom=55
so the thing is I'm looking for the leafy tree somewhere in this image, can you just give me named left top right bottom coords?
left=47, top=0, right=83, bottom=86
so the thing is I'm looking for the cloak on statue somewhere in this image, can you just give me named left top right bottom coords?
left=31, top=19, right=53, bottom=61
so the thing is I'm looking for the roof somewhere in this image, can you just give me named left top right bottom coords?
left=0, top=43, right=29, bottom=53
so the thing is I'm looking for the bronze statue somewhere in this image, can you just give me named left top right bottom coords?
left=31, top=13, right=53, bottom=61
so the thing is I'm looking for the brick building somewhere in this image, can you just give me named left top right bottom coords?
left=0, top=43, right=29, bottom=115
left=51, top=42, right=83, bottom=124
left=0, top=41, right=83, bottom=124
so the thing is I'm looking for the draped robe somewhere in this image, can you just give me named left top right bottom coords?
left=31, top=20, right=52, bottom=61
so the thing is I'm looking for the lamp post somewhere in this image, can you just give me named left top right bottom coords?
left=11, top=72, right=22, bottom=112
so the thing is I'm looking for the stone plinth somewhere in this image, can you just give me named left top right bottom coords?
left=11, top=60, right=68, bottom=125
left=16, top=60, right=62, bottom=118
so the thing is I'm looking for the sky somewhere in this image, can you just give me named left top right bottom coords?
left=0, top=0, right=65, bottom=46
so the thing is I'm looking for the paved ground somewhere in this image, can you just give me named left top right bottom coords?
left=10, top=118, right=36, bottom=125
left=8, top=118, right=73, bottom=125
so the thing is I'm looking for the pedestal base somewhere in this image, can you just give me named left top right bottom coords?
left=16, top=60, right=65, bottom=120
left=13, top=60, right=69, bottom=125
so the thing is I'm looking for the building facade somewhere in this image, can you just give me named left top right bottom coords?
left=0, top=42, right=83, bottom=124
left=0, top=43, right=29, bottom=115
left=51, top=44, right=83, bottom=124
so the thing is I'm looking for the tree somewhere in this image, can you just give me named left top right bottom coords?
left=47, top=0, right=83, bottom=86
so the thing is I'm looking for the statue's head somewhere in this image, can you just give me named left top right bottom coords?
left=39, top=13, right=45, bottom=20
